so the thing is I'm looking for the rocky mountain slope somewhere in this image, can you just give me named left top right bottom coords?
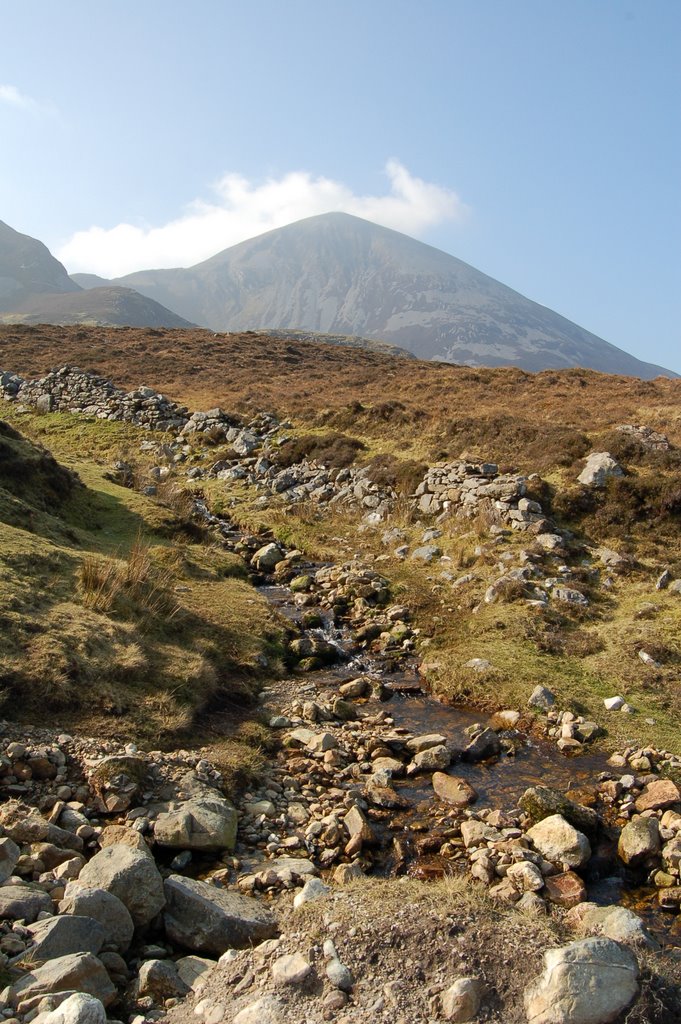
left=76, top=212, right=676, bottom=378
left=0, top=221, right=194, bottom=328
left=0, top=219, right=80, bottom=308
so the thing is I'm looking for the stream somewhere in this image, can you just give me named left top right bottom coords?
left=199, top=502, right=679, bottom=949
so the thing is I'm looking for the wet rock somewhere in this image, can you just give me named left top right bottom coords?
left=163, top=874, right=278, bottom=954
left=406, top=733, right=447, bottom=753
left=9, top=953, right=117, bottom=1009
left=58, top=885, right=134, bottom=952
left=527, top=815, right=591, bottom=868
left=432, top=772, right=477, bottom=807
left=544, top=871, right=587, bottom=909
left=617, top=817, right=660, bottom=866
left=154, top=794, right=238, bottom=852
left=343, top=806, right=377, bottom=846
left=519, top=787, right=599, bottom=837
left=77, top=843, right=165, bottom=927
left=441, top=976, right=484, bottom=1022
left=252, top=544, right=285, bottom=571
left=462, top=727, right=501, bottom=762
left=26, top=916, right=106, bottom=961
left=524, top=937, right=638, bottom=1023
left=634, top=778, right=681, bottom=812
left=408, top=745, right=451, bottom=774
left=0, top=882, right=53, bottom=922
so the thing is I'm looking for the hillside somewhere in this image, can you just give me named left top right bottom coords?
left=0, top=220, right=196, bottom=328
left=1, top=285, right=195, bottom=328
left=1, top=336, right=680, bottom=1020
left=87, top=212, right=676, bottom=378
left=0, top=325, right=679, bottom=451
left=0, top=219, right=80, bottom=309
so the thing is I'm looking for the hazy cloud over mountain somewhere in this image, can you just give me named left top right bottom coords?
left=57, top=160, right=468, bottom=277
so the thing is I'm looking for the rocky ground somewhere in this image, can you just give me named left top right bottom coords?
left=1, top=364, right=681, bottom=1023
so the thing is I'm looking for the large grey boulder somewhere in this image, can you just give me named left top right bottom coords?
left=524, top=937, right=639, bottom=1023
left=617, top=817, right=660, bottom=866
left=527, top=814, right=591, bottom=869
left=58, top=885, right=134, bottom=951
left=163, top=874, right=278, bottom=955
left=577, top=453, right=624, bottom=489
left=251, top=543, right=284, bottom=571
left=26, top=915, right=107, bottom=960
left=77, top=843, right=165, bottom=926
left=154, top=794, right=238, bottom=853
left=136, top=958, right=190, bottom=1001
left=9, top=952, right=117, bottom=1008
left=0, top=882, right=53, bottom=922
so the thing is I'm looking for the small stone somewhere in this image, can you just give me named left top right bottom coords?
left=271, top=953, right=312, bottom=986
left=441, top=977, right=484, bottom=1022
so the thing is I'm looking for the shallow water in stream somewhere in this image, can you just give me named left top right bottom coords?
left=200, top=505, right=680, bottom=948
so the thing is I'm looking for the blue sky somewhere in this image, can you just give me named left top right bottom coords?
left=1, top=0, right=679, bottom=370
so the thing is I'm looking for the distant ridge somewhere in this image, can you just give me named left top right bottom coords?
left=0, top=220, right=194, bottom=329
left=79, top=212, right=675, bottom=379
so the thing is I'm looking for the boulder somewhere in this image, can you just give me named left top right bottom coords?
left=507, top=861, right=544, bottom=893
left=528, top=686, right=556, bottom=710
left=154, top=794, right=238, bottom=853
left=58, top=885, right=134, bottom=952
left=544, top=871, right=587, bottom=909
left=163, top=875, right=278, bottom=954
left=577, top=453, right=625, bottom=489
left=0, top=882, right=53, bottom=922
left=0, top=836, right=20, bottom=883
left=26, top=916, right=107, bottom=960
left=462, top=728, right=501, bottom=762
left=77, top=843, right=165, bottom=926
left=88, top=755, right=148, bottom=813
left=0, top=802, right=82, bottom=852
left=519, top=787, right=599, bottom=837
left=176, top=955, right=216, bottom=991
left=524, top=937, right=639, bottom=1023
left=136, top=958, right=190, bottom=1001
left=432, top=773, right=477, bottom=807
left=527, top=815, right=591, bottom=868
left=34, top=993, right=106, bottom=1024
left=617, top=817, right=660, bottom=867
left=252, top=543, right=284, bottom=571
left=634, top=779, right=681, bottom=813
left=571, top=903, right=659, bottom=950
left=9, top=953, right=117, bottom=1009
left=409, top=745, right=451, bottom=774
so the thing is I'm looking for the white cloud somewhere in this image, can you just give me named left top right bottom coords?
left=0, top=84, right=36, bottom=108
left=57, top=160, right=468, bottom=278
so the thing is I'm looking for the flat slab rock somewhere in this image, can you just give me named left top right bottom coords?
left=9, top=952, right=117, bottom=1009
left=163, top=875, right=278, bottom=955
left=524, top=937, right=639, bottom=1024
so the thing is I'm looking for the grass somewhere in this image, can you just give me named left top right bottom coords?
left=0, top=405, right=286, bottom=743
left=2, top=326, right=681, bottom=755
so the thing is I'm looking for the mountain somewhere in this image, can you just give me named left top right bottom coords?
left=0, top=286, right=195, bottom=328
left=0, top=219, right=80, bottom=309
left=0, top=220, right=194, bottom=328
left=88, top=212, right=675, bottom=379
